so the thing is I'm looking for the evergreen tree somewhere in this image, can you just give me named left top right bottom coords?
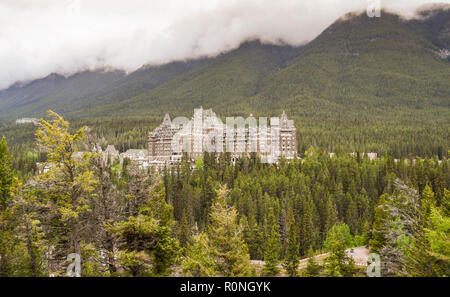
left=0, top=137, right=13, bottom=211
left=283, top=218, right=299, bottom=277
left=34, top=111, right=97, bottom=275
left=183, top=185, right=251, bottom=276
left=324, top=197, right=338, bottom=234
left=263, top=208, right=281, bottom=276
left=178, top=209, right=191, bottom=248
left=114, top=182, right=179, bottom=276
left=303, top=247, right=320, bottom=277
left=182, top=233, right=216, bottom=276
left=323, top=223, right=356, bottom=277
left=299, top=196, right=315, bottom=255
left=0, top=137, right=16, bottom=276
left=345, top=196, right=358, bottom=234
left=369, top=195, right=390, bottom=254
left=421, top=185, right=435, bottom=220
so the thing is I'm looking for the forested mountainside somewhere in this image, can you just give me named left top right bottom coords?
left=0, top=114, right=448, bottom=277
left=95, top=10, right=449, bottom=118
left=0, top=70, right=125, bottom=118
left=1, top=7, right=449, bottom=160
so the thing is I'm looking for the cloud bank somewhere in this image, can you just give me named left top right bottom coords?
left=0, top=0, right=448, bottom=89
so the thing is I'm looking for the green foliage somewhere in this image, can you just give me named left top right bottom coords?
left=324, top=223, right=353, bottom=251
left=323, top=223, right=356, bottom=277
left=421, top=185, right=436, bottom=220
left=372, top=181, right=450, bottom=276
left=425, top=206, right=450, bottom=264
left=182, top=233, right=217, bottom=277
left=369, top=195, right=390, bottom=254
left=33, top=111, right=97, bottom=275
left=262, top=213, right=281, bottom=276
left=303, top=247, right=320, bottom=277
left=0, top=112, right=449, bottom=276
left=283, top=218, right=299, bottom=277
left=114, top=182, right=179, bottom=276
left=183, top=186, right=252, bottom=277
left=0, top=137, right=13, bottom=210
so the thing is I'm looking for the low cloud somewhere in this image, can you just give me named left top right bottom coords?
left=0, top=0, right=447, bottom=89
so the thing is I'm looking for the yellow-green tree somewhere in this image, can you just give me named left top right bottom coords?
left=183, top=185, right=251, bottom=276
left=283, top=218, right=299, bottom=276
left=0, top=137, right=16, bottom=276
left=323, top=223, right=355, bottom=277
left=114, top=180, right=179, bottom=276
left=34, top=110, right=97, bottom=275
left=263, top=208, right=281, bottom=276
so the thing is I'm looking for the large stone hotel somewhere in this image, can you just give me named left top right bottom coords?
left=37, top=107, right=298, bottom=173
left=148, top=107, right=297, bottom=167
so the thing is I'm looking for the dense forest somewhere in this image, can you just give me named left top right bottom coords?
left=0, top=112, right=448, bottom=277
left=1, top=9, right=449, bottom=162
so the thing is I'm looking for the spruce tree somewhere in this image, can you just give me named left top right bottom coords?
left=184, top=185, right=251, bottom=276
left=421, top=185, right=435, bottom=220
left=34, top=111, right=98, bottom=275
left=115, top=182, right=179, bottom=276
left=0, top=137, right=15, bottom=276
left=369, top=194, right=390, bottom=254
left=303, top=247, right=320, bottom=277
left=208, top=186, right=251, bottom=276
left=263, top=208, right=280, bottom=276
left=323, top=223, right=355, bottom=277
left=0, top=137, right=13, bottom=211
left=283, top=218, right=299, bottom=276
left=178, top=209, right=191, bottom=248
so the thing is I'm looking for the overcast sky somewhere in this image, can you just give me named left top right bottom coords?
left=0, top=0, right=448, bottom=89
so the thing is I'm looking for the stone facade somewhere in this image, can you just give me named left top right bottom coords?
left=148, top=107, right=297, bottom=164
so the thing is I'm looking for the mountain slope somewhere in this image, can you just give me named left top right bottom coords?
left=0, top=70, right=126, bottom=120
left=251, top=9, right=450, bottom=113
left=73, top=41, right=303, bottom=117
left=71, top=8, right=449, bottom=120
left=1, top=6, right=448, bottom=157
left=68, top=58, right=210, bottom=112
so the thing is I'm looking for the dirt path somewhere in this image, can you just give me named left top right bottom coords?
left=250, top=246, right=370, bottom=271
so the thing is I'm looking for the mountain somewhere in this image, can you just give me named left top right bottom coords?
left=67, top=58, right=211, bottom=113
left=410, top=3, right=450, bottom=49
left=0, top=70, right=126, bottom=120
left=69, top=41, right=303, bottom=118
left=1, top=5, right=449, bottom=156
left=71, top=7, right=449, bottom=119
left=3, top=6, right=448, bottom=120
left=253, top=9, right=450, bottom=111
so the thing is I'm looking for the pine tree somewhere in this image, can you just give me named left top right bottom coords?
left=182, top=233, right=216, bottom=276
left=283, top=218, right=299, bottom=276
left=345, top=196, right=358, bottom=234
left=178, top=209, right=191, bottom=248
left=183, top=185, right=251, bottom=276
left=324, top=197, right=338, bottom=234
left=323, top=223, right=356, bottom=277
left=299, top=196, right=315, bottom=255
left=15, top=188, right=47, bottom=277
left=0, top=137, right=13, bottom=211
left=34, top=111, right=98, bottom=275
left=0, top=137, right=16, bottom=276
left=87, top=141, right=122, bottom=275
left=208, top=185, right=251, bottom=276
left=263, top=208, right=280, bottom=276
left=369, top=194, right=390, bottom=254
left=422, top=206, right=450, bottom=276
left=303, top=247, right=320, bottom=277
left=115, top=182, right=179, bottom=276
left=421, top=185, right=435, bottom=220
